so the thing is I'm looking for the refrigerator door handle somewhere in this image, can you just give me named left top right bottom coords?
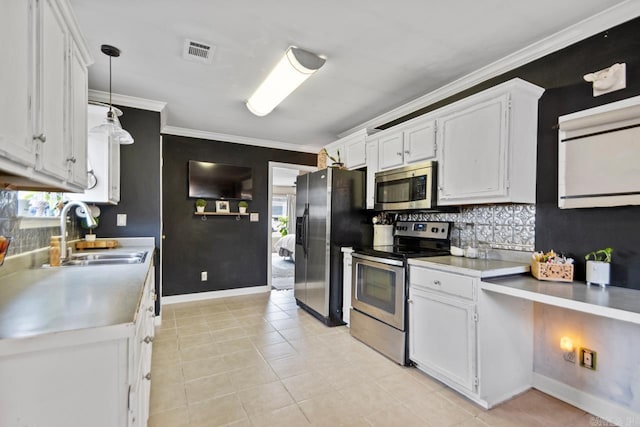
left=303, top=206, right=309, bottom=257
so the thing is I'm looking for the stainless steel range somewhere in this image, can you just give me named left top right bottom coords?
left=350, top=221, right=451, bottom=365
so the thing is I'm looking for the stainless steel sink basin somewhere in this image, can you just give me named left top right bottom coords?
left=61, top=251, right=147, bottom=266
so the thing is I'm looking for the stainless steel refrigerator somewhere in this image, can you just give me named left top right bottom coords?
left=294, top=168, right=371, bottom=326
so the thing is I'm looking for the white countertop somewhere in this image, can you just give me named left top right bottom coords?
left=408, top=255, right=530, bottom=278
left=481, top=275, right=640, bottom=325
left=0, top=243, right=154, bottom=340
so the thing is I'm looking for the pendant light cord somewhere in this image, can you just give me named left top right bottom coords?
left=109, top=54, right=113, bottom=112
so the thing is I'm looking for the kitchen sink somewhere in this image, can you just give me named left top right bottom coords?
left=61, top=251, right=147, bottom=266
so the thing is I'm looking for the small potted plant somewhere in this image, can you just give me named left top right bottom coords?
left=195, top=199, right=207, bottom=213
left=238, top=201, right=248, bottom=214
left=322, top=148, right=344, bottom=168
left=584, top=247, right=613, bottom=287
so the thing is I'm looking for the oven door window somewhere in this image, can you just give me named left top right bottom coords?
left=352, top=258, right=405, bottom=330
left=357, top=266, right=396, bottom=313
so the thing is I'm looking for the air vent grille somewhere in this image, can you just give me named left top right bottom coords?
left=183, top=39, right=215, bottom=64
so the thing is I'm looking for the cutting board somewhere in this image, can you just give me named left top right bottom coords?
left=75, top=240, right=119, bottom=250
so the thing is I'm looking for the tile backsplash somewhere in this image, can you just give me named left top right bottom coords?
left=0, top=190, right=80, bottom=257
left=399, top=204, right=535, bottom=251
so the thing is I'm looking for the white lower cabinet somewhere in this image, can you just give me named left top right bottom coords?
left=342, top=248, right=353, bottom=325
left=409, top=286, right=477, bottom=393
left=409, top=264, right=532, bottom=409
left=0, top=264, right=155, bottom=427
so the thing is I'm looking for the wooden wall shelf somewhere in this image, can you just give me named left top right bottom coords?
left=194, top=211, right=248, bottom=216
left=194, top=211, right=249, bottom=221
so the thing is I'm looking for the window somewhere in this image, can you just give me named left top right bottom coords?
left=17, top=191, right=65, bottom=217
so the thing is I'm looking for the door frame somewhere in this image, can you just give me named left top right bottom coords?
left=267, top=161, right=316, bottom=289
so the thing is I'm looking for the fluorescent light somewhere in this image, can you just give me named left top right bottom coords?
left=246, top=46, right=325, bottom=116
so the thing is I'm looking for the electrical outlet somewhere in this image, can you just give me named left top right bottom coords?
left=580, top=348, right=597, bottom=370
left=201, top=271, right=207, bottom=281
left=117, top=214, right=127, bottom=227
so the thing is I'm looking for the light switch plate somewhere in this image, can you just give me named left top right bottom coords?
left=117, top=214, right=127, bottom=227
left=250, top=213, right=259, bottom=222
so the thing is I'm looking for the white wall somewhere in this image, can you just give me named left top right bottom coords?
left=534, top=303, right=640, bottom=413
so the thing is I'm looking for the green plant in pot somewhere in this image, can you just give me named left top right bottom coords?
left=322, top=148, right=344, bottom=168
left=238, top=201, right=248, bottom=214
left=584, top=247, right=612, bottom=287
left=277, top=216, right=288, bottom=236
left=195, top=199, right=207, bottom=213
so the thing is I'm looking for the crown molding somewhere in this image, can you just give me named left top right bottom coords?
left=339, top=0, right=640, bottom=137
left=161, top=126, right=319, bottom=154
left=88, top=90, right=167, bottom=112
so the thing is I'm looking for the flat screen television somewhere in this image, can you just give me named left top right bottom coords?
left=188, top=160, right=253, bottom=200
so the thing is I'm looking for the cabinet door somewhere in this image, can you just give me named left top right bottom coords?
left=378, top=133, right=403, bottom=169
left=342, top=252, right=353, bottom=325
left=68, top=42, right=88, bottom=188
left=0, top=0, right=37, bottom=168
left=345, top=138, right=366, bottom=169
left=437, top=94, right=509, bottom=205
left=365, top=139, right=379, bottom=209
left=36, top=0, right=70, bottom=181
left=409, top=287, right=476, bottom=392
left=109, top=137, right=121, bottom=203
left=403, top=120, right=436, bottom=164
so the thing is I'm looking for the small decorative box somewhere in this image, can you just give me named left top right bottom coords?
left=531, top=261, right=574, bottom=282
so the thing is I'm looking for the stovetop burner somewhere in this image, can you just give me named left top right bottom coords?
left=355, top=221, right=452, bottom=261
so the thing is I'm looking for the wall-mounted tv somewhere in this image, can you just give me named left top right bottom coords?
left=188, top=160, right=253, bottom=200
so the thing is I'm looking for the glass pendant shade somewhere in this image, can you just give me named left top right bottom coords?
left=89, top=44, right=134, bottom=145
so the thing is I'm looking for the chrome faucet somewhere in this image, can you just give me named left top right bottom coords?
left=59, top=201, right=97, bottom=260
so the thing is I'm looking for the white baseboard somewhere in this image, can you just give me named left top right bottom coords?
left=162, top=285, right=270, bottom=305
left=533, top=373, right=640, bottom=426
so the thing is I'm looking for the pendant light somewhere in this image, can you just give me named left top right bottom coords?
left=90, top=44, right=134, bottom=145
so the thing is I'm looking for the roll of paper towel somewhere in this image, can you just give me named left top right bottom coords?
left=373, top=225, right=394, bottom=246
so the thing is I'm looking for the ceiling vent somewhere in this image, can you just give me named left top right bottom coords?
left=183, top=39, right=215, bottom=64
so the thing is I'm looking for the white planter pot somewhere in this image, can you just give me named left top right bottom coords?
left=239, top=207, right=247, bottom=214
left=196, top=206, right=205, bottom=213
left=586, top=260, right=610, bottom=287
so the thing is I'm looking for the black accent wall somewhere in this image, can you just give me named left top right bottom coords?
left=162, top=135, right=316, bottom=296
left=385, top=18, right=640, bottom=289
left=96, top=107, right=162, bottom=308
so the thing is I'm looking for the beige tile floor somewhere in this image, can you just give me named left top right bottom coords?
left=149, top=290, right=608, bottom=427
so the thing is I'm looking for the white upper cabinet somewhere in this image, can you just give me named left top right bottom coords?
left=378, top=116, right=437, bottom=170
left=37, top=0, right=71, bottom=181
left=378, top=132, right=404, bottom=169
left=436, top=79, right=544, bottom=205
left=66, top=104, right=120, bottom=204
left=323, top=129, right=369, bottom=170
left=0, top=0, right=91, bottom=191
left=0, top=0, right=36, bottom=170
left=365, top=138, right=379, bottom=209
left=403, top=119, right=437, bottom=164
left=68, top=41, right=89, bottom=188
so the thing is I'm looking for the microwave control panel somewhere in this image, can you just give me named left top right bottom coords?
left=394, top=221, right=451, bottom=240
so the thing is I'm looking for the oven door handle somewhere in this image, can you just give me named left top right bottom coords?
left=351, top=253, right=404, bottom=267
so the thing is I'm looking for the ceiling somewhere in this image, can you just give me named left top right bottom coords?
left=70, top=0, right=632, bottom=150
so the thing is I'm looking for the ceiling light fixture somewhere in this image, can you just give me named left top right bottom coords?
left=90, top=44, right=134, bottom=145
left=246, top=46, right=326, bottom=117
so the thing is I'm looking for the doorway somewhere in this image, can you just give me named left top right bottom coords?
left=267, top=162, right=316, bottom=290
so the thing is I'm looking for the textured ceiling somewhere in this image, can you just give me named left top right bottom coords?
left=70, top=0, right=631, bottom=149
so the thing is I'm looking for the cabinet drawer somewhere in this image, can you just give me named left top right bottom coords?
left=410, top=267, right=475, bottom=300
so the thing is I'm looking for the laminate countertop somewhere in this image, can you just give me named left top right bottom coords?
left=408, top=255, right=530, bottom=278
left=482, top=275, right=640, bottom=325
left=0, top=243, right=154, bottom=340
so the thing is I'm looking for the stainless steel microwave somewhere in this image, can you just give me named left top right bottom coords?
left=374, top=161, right=436, bottom=211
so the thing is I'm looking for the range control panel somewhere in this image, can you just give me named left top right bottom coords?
left=394, top=221, right=451, bottom=240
